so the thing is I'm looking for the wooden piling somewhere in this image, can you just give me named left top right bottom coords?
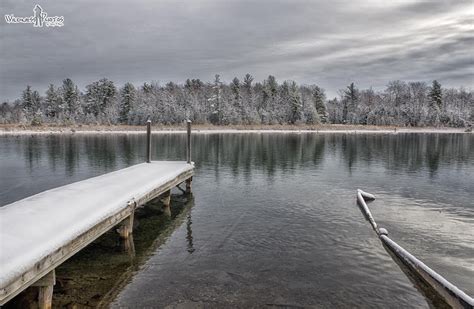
left=32, top=270, right=55, bottom=309
left=185, top=177, right=192, bottom=194
left=186, top=120, right=192, bottom=164
left=146, top=119, right=151, bottom=163
left=161, top=190, right=171, bottom=208
left=117, top=211, right=134, bottom=239
left=121, top=235, right=136, bottom=259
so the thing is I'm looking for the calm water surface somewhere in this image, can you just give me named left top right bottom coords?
left=0, top=133, right=473, bottom=308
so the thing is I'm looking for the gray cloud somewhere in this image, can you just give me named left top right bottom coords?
left=1, top=0, right=472, bottom=100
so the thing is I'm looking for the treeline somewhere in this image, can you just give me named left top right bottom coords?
left=0, top=75, right=472, bottom=127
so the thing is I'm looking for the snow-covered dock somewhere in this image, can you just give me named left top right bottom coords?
left=0, top=121, right=195, bottom=307
left=0, top=161, right=194, bottom=306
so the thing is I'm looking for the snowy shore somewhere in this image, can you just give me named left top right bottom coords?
left=0, top=124, right=471, bottom=135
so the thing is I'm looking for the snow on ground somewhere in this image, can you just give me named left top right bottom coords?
left=0, top=128, right=469, bottom=135
left=0, top=161, right=193, bottom=288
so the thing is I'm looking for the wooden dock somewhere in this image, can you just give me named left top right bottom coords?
left=0, top=121, right=194, bottom=307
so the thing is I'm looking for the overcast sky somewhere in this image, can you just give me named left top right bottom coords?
left=1, top=0, right=473, bottom=100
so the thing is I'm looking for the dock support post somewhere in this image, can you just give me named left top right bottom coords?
left=185, top=177, right=192, bottom=194
left=146, top=119, right=152, bottom=163
left=33, top=270, right=55, bottom=309
left=161, top=190, right=171, bottom=208
left=121, top=235, right=136, bottom=259
left=117, top=211, right=135, bottom=239
left=162, top=190, right=171, bottom=217
left=186, top=120, right=192, bottom=164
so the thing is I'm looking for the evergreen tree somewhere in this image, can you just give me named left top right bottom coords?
left=119, top=83, right=136, bottom=124
left=242, top=74, right=255, bottom=124
left=429, top=80, right=443, bottom=111
left=21, top=85, right=33, bottom=115
left=281, top=81, right=302, bottom=124
left=31, top=90, right=41, bottom=113
left=262, top=75, right=279, bottom=123
left=243, top=74, right=254, bottom=92
left=61, top=78, right=79, bottom=119
left=313, top=86, right=327, bottom=122
left=30, top=90, right=42, bottom=125
left=343, top=82, right=359, bottom=122
left=230, top=77, right=243, bottom=122
left=44, top=84, right=60, bottom=118
left=209, top=74, right=222, bottom=124
left=85, top=78, right=117, bottom=118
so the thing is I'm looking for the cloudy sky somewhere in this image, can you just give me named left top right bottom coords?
left=1, top=0, right=473, bottom=100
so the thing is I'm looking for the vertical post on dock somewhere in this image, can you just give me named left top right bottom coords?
left=32, top=270, right=55, bottom=309
left=146, top=119, right=151, bottom=163
left=186, top=120, right=192, bottom=164
left=162, top=190, right=172, bottom=218
left=185, top=177, right=192, bottom=194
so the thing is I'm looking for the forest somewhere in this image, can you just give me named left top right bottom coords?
left=1, top=75, right=472, bottom=127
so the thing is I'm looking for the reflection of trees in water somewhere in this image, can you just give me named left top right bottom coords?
left=19, top=133, right=473, bottom=178
left=65, top=137, right=80, bottom=176
left=186, top=213, right=195, bottom=253
left=24, top=137, right=42, bottom=173
left=46, top=136, right=62, bottom=172
left=84, top=135, right=117, bottom=171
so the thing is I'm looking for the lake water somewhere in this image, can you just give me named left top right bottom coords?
left=1, top=133, right=473, bottom=308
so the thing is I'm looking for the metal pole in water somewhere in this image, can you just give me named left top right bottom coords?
left=186, top=120, right=192, bottom=164
left=146, top=119, right=151, bottom=163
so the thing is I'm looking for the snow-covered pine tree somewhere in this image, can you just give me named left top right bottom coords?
left=208, top=74, right=222, bottom=125
left=119, top=83, right=136, bottom=124
left=428, top=80, right=443, bottom=125
left=21, top=85, right=33, bottom=116
left=288, top=81, right=302, bottom=124
left=312, top=86, right=327, bottom=123
left=343, top=82, right=359, bottom=123
left=230, top=77, right=243, bottom=123
left=44, top=84, right=60, bottom=119
left=61, top=78, right=80, bottom=121
left=429, top=80, right=443, bottom=111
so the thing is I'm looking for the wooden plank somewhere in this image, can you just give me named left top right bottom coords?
left=0, top=168, right=193, bottom=305
left=31, top=270, right=55, bottom=287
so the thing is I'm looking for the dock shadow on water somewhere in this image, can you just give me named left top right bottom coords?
left=5, top=192, right=194, bottom=308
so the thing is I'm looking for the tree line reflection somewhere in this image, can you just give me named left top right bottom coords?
left=6, top=133, right=473, bottom=179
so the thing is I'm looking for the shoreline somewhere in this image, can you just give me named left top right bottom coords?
left=0, top=124, right=470, bottom=135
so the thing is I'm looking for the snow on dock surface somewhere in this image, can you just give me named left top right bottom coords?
left=0, top=161, right=193, bottom=290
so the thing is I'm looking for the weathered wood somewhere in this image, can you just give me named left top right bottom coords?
left=161, top=190, right=171, bottom=208
left=146, top=120, right=152, bottom=163
left=117, top=210, right=135, bottom=239
left=186, top=177, right=193, bottom=194
left=32, top=270, right=55, bottom=309
left=37, top=285, right=53, bottom=309
left=32, top=270, right=55, bottom=287
left=187, top=120, right=192, bottom=164
left=0, top=166, right=193, bottom=305
left=121, top=235, right=136, bottom=260
left=134, top=169, right=194, bottom=206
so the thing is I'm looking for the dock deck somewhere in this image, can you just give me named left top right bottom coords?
left=0, top=161, right=194, bottom=305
